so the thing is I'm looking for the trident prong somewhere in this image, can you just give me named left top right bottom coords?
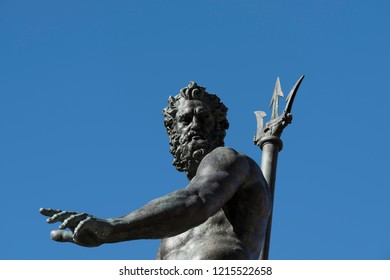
left=254, top=111, right=267, bottom=143
left=284, top=75, right=305, bottom=115
left=269, top=77, right=284, bottom=120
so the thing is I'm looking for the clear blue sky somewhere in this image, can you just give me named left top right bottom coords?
left=1, top=0, right=389, bottom=260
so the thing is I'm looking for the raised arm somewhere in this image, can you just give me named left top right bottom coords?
left=41, top=147, right=252, bottom=247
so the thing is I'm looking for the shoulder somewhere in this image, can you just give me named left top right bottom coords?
left=198, top=146, right=259, bottom=174
left=209, top=146, right=239, bottom=157
left=207, top=146, right=255, bottom=164
left=204, top=146, right=241, bottom=163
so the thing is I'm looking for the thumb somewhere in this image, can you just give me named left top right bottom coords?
left=50, top=230, right=74, bottom=243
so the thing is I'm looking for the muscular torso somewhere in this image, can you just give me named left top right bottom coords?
left=157, top=148, right=270, bottom=260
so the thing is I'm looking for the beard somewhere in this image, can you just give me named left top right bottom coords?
left=170, top=130, right=214, bottom=177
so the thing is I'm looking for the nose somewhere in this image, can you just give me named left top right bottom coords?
left=190, top=116, right=201, bottom=131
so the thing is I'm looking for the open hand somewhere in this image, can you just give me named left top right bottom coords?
left=40, top=208, right=113, bottom=247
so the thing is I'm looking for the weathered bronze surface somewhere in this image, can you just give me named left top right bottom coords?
left=40, top=82, right=273, bottom=259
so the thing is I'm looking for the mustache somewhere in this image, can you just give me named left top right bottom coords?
left=179, top=130, right=207, bottom=144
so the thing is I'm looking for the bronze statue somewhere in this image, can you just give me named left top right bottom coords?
left=40, top=82, right=272, bottom=259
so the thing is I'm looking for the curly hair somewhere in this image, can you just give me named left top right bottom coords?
left=162, top=81, right=229, bottom=148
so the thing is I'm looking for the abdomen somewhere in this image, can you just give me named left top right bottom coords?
left=157, top=210, right=255, bottom=260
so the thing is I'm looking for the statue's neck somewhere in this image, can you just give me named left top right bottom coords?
left=186, top=164, right=199, bottom=181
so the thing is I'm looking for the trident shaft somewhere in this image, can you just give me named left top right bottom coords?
left=254, top=75, right=304, bottom=260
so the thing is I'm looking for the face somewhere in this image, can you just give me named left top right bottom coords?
left=170, top=99, right=217, bottom=178
left=175, top=99, right=216, bottom=143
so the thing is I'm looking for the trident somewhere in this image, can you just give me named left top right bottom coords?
left=254, top=75, right=305, bottom=260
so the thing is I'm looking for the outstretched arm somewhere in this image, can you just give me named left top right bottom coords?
left=41, top=147, right=251, bottom=246
left=107, top=148, right=252, bottom=242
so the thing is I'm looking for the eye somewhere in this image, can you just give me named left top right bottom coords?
left=198, top=113, right=210, bottom=123
left=178, top=115, right=191, bottom=125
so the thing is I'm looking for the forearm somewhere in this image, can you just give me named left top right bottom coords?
left=104, top=190, right=208, bottom=243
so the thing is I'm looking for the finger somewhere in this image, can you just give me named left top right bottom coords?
left=47, top=211, right=77, bottom=224
left=73, top=217, right=101, bottom=247
left=73, top=216, right=94, bottom=240
left=50, top=230, right=74, bottom=243
left=59, top=213, right=89, bottom=230
left=39, top=208, right=63, bottom=217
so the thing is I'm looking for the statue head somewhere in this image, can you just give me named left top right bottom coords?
left=162, top=82, right=229, bottom=179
